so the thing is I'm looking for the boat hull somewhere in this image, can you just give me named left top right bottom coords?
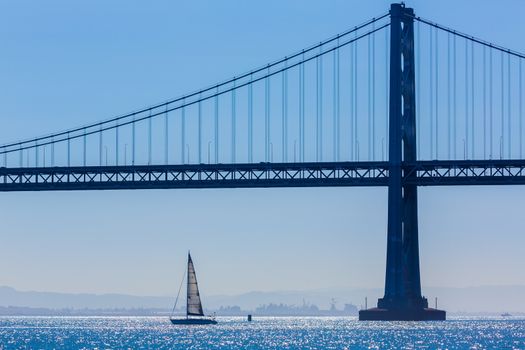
left=170, top=318, right=218, bottom=325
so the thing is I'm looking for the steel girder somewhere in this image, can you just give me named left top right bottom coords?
left=0, top=162, right=389, bottom=191
left=406, top=160, right=525, bottom=186
left=0, top=160, right=524, bottom=191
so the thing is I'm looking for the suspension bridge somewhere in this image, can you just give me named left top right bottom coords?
left=2, top=3, right=525, bottom=320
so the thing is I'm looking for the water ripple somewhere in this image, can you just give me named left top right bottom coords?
left=0, top=316, right=524, bottom=349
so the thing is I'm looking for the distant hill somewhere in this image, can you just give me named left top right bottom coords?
left=1, top=285, right=524, bottom=314
left=0, top=286, right=171, bottom=309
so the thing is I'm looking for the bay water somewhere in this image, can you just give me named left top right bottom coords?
left=0, top=316, right=524, bottom=349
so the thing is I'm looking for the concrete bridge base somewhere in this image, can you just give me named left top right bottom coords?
left=358, top=307, right=446, bottom=321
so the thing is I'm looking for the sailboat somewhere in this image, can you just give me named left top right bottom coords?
left=169, top=252, right=218, bottom=325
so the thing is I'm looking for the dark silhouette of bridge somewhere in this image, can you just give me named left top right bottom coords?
left=2, top=3, right=525, bottom=320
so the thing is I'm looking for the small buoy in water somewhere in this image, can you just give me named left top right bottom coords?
left=247, top=314, right=252, bottom=322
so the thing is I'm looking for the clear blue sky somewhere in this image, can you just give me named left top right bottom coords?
left=0, top=0, right=524, bottom=298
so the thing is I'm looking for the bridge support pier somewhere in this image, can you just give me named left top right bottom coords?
left=359, top=3, right=445, bottom=321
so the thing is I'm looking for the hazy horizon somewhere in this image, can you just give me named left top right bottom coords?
left=2, top=284, right=525, bottom=313
left=7, top=282, right=525, bottom=297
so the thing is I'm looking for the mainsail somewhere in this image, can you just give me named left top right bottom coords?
left=186, top=253, right=204, bottom=316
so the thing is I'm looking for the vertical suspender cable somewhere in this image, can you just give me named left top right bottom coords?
left=268, top=69, right=272, bottom=162
left=99, top=126, right=103, bottom=166
left=182, top=99, right=186, bottom=164
left=338, top=42, right=342, bottom=161
left=490, top=49, right=493, bottom=159
left=148, top=110, right=152, bottom=165
left=198, top=94, right=202, bottom=164
left=215, top=86, right=219, bottom=163
left=429, top=26, right=433, bottom=159
left=386, top=25, right=389, bottom=159
left=284, top=62, right=288, bottom=162
left=316, top=55, right=319, bottom=162
left=367, top=33, right=371, bottom=161
left=232, top=80, right=237, bottom=163
left=67, top=134, right=70, bottom=167
left=350, top=42, right=354, bottom=160
left=301, top=53, right=306, bottom=162
left=518, top=58, right=523, bottom=159
left=370, top=22, right=376, bottom=160
left=465, top=38, right=469, bottom=159
left=483, top=46, right=487, bottom=159
left=447, top=32, right=451, bottom=159
left=116, top=122, right=119, bottom=165
left=265, top=68, right=270, bottom=162
left=417, top=22, right=420, bottom=158
left=354, top=31, right=358, bottom=160
left=508, top=53, right=511, bottom=158
left=435, top=28, right=439, bottom=158
left=319, top=48, right=323, bottom=162
left=165, top=104, right=169, bottom=165
left=249, top=77, right=253, bottom=163
left=282, top=63, right=287, bottom=162
left=501, top=51, right=504, bottom=159
left=83, top=128, right=87, bottom=166
left=298, top=62, right=303, bottom=162
left=51, top=138, right=54, bottom=166
left=453, top=35, right=457, bottom=159
left=333, top=48, right=337, bottom=161
left=132, top=116, right=135, bottom=165
left=447, top=33, right=452, bottom=159
left=336, top=44, right=340, bottom=161
left=471, top=40, right=475, bottom=159
left=315, top=57, right=319, bottom=162
left=281, top=66, right=288, bottom=162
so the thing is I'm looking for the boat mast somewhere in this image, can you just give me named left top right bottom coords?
left=186, top=251, right=190, bottom=319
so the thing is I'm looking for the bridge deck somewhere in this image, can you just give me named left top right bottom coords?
left=0, top=160, right=524, bottom=191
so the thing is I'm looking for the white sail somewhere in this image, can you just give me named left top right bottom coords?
left=187, top=253, right=204, bottom=316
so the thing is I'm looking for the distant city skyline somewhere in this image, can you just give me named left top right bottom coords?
left=0, top=0, right=524, bottom=299
left=1, top=284, right=524, bottom=314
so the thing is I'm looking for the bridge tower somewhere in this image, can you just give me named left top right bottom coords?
left=359, top=3, right=446, bottom=321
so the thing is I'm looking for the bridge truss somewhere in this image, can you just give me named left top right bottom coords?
left=1, top=159, right=525, bottom=191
